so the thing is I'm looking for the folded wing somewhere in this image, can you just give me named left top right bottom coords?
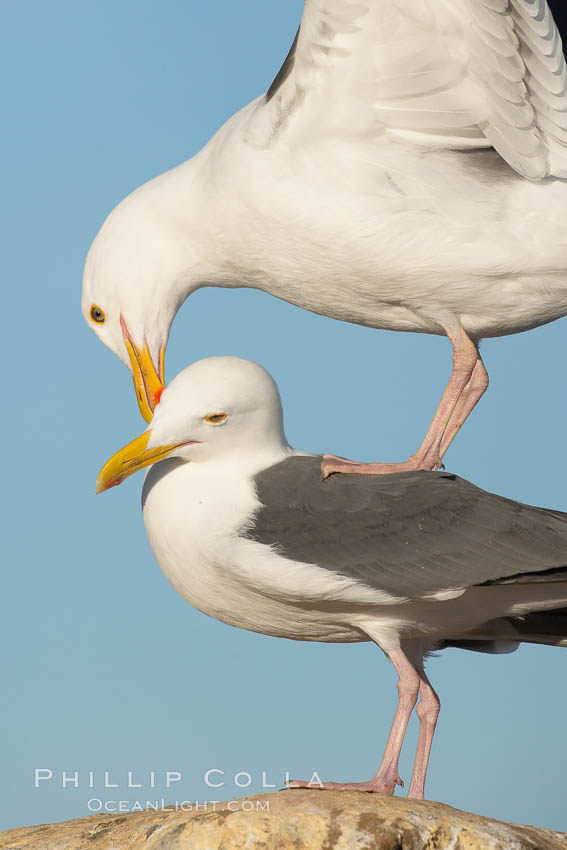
left=249, top=457, right=567, bottom=599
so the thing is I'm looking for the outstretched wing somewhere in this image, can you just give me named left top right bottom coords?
left=249, top=457, right=567, bottom=599
left=248, top=0, right=567, bottom=179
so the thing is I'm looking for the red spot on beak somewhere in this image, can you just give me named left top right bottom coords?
left=154, top=386, right=164, bottom=406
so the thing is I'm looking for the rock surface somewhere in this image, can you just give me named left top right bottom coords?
left=1, top=791, right=566, bottom=849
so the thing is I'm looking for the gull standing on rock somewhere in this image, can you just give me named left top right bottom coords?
left=96, top=356, right=567, bottom=799
left=83, top=1, right=567, bottom=475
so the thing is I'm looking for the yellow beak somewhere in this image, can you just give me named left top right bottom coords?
left=120, top=316, right=165, bottom=423
left=95, top=431, right=186, bottom=494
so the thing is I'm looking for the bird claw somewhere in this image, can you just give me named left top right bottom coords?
left=320, top=453, right=445, bottom=478
left=321, top=454, right=366, bottom=478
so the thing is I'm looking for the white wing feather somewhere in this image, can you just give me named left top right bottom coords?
left=248, top=0, right=567, bottom=179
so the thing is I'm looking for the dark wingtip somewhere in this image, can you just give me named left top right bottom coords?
left=266, top=27, right=300, bottom=101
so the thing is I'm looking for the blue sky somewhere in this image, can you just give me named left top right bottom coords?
left=2, top=0, right=567, bottom=834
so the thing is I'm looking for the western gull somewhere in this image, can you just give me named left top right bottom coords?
left=96, top=356, right=567, bottom=799
left=83, top=1, right=567, bottom=475
left=82, top=1, right=567, bottom=477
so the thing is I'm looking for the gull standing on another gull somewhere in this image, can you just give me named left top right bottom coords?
left=83, top=1, right=567, bottom=475
left=96, top=356, right=567, bottom=800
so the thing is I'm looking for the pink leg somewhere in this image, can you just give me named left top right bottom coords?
left=288, top=648, right=420, bottom=794
left=322, top=325, right=482, bottom=477
left=407, top=671, right=440, bottom=800
left=438, top=356, right=488, bottom=459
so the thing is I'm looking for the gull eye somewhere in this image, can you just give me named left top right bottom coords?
left=204, top=413, right=227, bottom=425
left=90, top=305, right=106, bottom=324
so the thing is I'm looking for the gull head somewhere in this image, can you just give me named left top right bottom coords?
left=82, top=173, right=204, bottom=423
left=95, top=357, right=289, bottom=493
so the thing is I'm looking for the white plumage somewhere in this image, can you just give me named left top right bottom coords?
left=96, top=356, right=567, bottom=800
left=83, top=0, right=567, bottom=470
left=254, top=0, right=567, bottom=178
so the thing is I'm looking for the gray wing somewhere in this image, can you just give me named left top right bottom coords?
left=249, top=456, right=567, bottom=599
